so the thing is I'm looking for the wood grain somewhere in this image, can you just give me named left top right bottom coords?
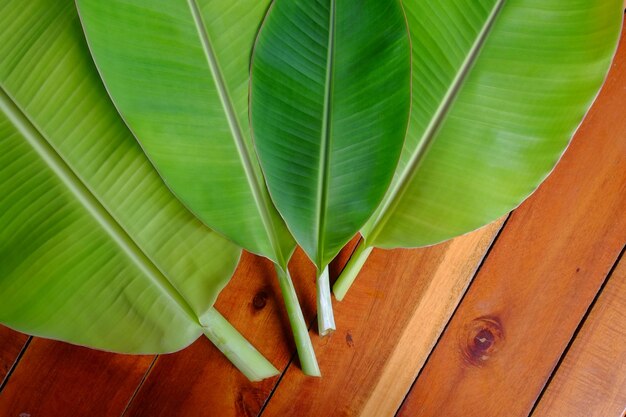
left=0, top=327, right=28, bottom=385
left=122, top=242, right=357, bottom=417
left=397, top=28, right=626, bottom=417
left=0, top=338, right=153, bottom=417
left=123, top=251, right=304, bottom=417
left=0, top=241, right=357, bottom=417
left=261, top=219, right=505, bottom=417
left=1, top=15, right=625, bottom=417
left=532, top=254, right=626, bottom=417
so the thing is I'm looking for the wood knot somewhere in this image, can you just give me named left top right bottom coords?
left=461, top=316, right=504, bottom=367
left=236, top=387, right=264, bottom=417
left=345, top=330, right=354, bottom=347
left=252, top=290, right=268, bottom=310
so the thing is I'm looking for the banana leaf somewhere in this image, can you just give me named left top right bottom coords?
left=250, top=0, right=411, bottom=334
left=0, top=0, right=277, bottom=381
left=333, top=0, right=624, bottom=299
left=76, top=0, right=319, bottom=374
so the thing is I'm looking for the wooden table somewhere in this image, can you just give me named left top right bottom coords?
left=2, top=17, right=625, bottom=417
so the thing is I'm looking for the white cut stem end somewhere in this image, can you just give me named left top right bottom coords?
left=317, top=266, right=336, bottom=336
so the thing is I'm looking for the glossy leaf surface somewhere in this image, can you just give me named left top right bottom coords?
left=250, top=0, right=411, bottom=269
left=0, top=0, right=241, bottom=354
left=363, top=0, right=623, bottom=248
left=76, top=0, right=295, bottom=267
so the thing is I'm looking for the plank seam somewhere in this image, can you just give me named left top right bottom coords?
left=120, top=355, right=159, bottom=417
left=527, top=244, right=626, bottom=417
left=256, top=238, right=362, bottom=417
left=256, top=352, right=291, bottom=417
left=0, top=336, right=31, bottom=393
left=394, top=213, right=512, bottom=417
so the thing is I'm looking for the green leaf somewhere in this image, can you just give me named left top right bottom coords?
left=364, top=0, right=623, bottom=249
left=0, top=0, right=278, bottom=381
left=75, top=0, right=323, bottom=374
left=250, top=0, right=411, bottom=270
left=334, top=0, right=622, bottom=300
left=75, top=0, right=295, bottom=267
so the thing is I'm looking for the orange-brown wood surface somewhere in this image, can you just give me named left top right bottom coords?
left=1, top=15, right=626, bottom=417
left=397, top=27, right=626, bottom=417
left=531, top=255, right=626, bottom=417
left=262, top=219, right=504, bottom=417
left=121, top=245, right=356, bottom=417
left=0, top=339, right=153, bottom=416
left=0, top=327, right=28, bottom=385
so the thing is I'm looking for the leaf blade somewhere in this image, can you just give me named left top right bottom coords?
left=364, top=0, right=623, bottom=248
left=250, top=0, right=411, bottom=268
left=0, top=0, right=241, bottom=353
left=76, top=0, right=295, bottom=266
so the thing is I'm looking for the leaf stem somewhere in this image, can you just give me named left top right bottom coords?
left=274, top=265, right=321, bottom=376
left=333, top=240, right=373, bottom=301
left=202, top=307, right=279, bottom=382
left=316, top=266, right=336, bottom=336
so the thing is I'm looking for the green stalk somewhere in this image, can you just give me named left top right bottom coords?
left=316, top=266, right=336, bottom=336
left=202, top=307, right=279, bottom=381
left=333, top=240, right=373, bottom=301
left=275, top=265, right=321, bottom=377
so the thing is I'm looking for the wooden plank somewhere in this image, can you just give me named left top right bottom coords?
left=0, top=338, right=153, bottom=417
left=0, top=240, right=356, bottom=417
left=122, top=242, right=357, bottom=417
left=397, top=28, right=626, bottom=417
left=531, top=254, right=626, bottom=417
left=260, top=220, right=505, bottom=417
left=1, top=18, right=624, bottom=417
left=0, top=327, right=29, bottom=386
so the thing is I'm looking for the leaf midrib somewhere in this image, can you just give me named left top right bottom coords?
left=186, top=0, right=286, bottom=267
left=367, top=0, right=506, bottom=244
left=314, top=0, right=336, bottom=270
left=0, top=85, right=203, bottom=327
